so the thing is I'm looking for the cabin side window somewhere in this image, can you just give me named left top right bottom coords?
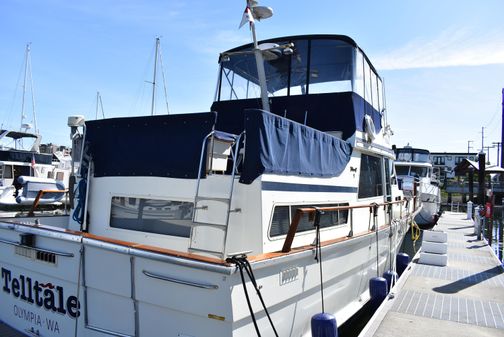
left=109, top=197, right=193, bottom=238
left=2, top=165, right=13, bottom=179
left=358, top=154, right=383, bottom=198
left=269, top=203, right=349, bottom=238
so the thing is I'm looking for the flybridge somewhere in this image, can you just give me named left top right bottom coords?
left=1, top=267, right=80, bottom=319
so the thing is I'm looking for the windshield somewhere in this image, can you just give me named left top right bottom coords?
left=217, top=38, right=371, bottom=100
left=410, top=166, right=428, bottom=177
left=395, top=166, right=410, bottom=176
left=396, top=148, right=430, bottom=163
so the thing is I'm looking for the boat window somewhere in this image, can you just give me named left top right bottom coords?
left=110, top=197, right=193, bottom=237
left=288, top=39, right=309, bottom=96
left=410, top=167, right=428, bottom=178
left=358, top=154, right=383, bottom=198
left=270, top=205, right=291, bottom=237
left=413, top=152, right=430, bottom=163
left=363, top=60, right=372, bottom=105
left=377, top=77, right=383, bottom=112
left=56, top=172, right=64, bottom=181
left=217, top=38, right=357, bottom=100
left=308, top=40, right=353, bottom=94
left=396, top=151, right=412, bottom=162
left=384, top=158, right=392, bottom=198
left=269, top=203, right=349, bottom=237
left=354, top=50, right=364, bottom=98
left=370, top=69, right=377, bottom=110
left=219, top=41, right=293, bottom=100
left=395, top=166, right=410, bottom=176
left=219, top=57, right=262, bottom=101
left=2, top=165, right=13, bottom=179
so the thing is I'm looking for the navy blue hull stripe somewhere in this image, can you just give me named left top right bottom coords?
left=262, top=181, right=358, bottom=193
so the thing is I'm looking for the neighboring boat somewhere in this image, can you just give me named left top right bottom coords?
left=0, top=12, right=417, bottom=337
left=0, top=129, right=66, bottom=206
left=395, top=146, right=441, bottom=228
left=0, top=44, right=68, bottom=208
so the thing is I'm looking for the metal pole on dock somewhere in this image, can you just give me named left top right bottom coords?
left=501, top=88, right=504, bottom=168
left=478, top=152, right=486, bottom=240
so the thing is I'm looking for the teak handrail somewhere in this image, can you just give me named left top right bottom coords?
left=281, top=199, right=410, bottom=253
left=28, top=189, right=69, bottom=216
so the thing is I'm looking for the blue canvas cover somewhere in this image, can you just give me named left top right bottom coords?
left=239, top=109, right=353, bottom=184
left=83, top=112, right=217, bottom=179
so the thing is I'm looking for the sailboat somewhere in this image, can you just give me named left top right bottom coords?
left=0, top=3, right=418, bottom=336
left=0, top=44, right=67, bottom=207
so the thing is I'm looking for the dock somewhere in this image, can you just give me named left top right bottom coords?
left=360, top=211, right=504, bottom=337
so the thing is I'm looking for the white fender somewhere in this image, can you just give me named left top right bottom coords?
left=364, top=115, right=376, bottom=142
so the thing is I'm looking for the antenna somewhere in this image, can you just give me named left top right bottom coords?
left=240, top=0, right=273, bottom=112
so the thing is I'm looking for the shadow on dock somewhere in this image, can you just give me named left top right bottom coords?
left=432, top=265, right=503, bottom=294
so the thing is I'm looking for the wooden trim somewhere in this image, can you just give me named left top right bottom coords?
left=3, top=202, right=401, bottom=267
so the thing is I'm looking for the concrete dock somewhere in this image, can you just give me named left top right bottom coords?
left=360, top=211, right=504, bottom=337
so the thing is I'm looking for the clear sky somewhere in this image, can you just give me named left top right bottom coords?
left=1, top=1, right=503, bottom=163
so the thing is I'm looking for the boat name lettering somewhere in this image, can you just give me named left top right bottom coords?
left=1, top=267, right=80, bottom=318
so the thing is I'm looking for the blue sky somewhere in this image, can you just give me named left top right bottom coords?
left=1, top=0, right=503, bottom=163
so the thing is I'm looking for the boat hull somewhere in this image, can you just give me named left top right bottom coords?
left=414, top=192, right=441, bottom=229
left=0, top=218, right=408, bottom=337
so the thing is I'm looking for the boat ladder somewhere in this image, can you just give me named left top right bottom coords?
left=189, top=131, right=244, bottom=258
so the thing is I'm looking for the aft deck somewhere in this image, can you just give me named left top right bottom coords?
left=360, top=211, right=504, bottom=337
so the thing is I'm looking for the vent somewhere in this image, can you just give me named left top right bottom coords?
left=36, top=251, right=57, bottom=264
left=280, top=266, right=299, bottom=285
left=14, top=246, right=57, bottom=264
left=15, top=246, right=35, bottom=259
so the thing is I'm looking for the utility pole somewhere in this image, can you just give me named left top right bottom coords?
left=492, top=142, right=501, bottom=167
left=480, top=126, right=486, bottom=152
left=468, top=140, right=474, bottom=154
left=483, top=146, right=494, bottom=165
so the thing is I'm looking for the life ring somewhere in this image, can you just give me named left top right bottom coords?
left=364, top=115, right=376, bottom=142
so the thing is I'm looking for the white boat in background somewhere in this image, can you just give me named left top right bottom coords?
left=0, top=44, right=69, bottom=208
left=0, top=129, right=67, bottom=207
left=0, top=6, right=418, bottom=337
left=395, top=146, right=441, bottom=228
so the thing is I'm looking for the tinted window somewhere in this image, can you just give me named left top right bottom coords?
left=358, top=154, right=383, bottom=198
left=110, top=197, right=193, bottom=237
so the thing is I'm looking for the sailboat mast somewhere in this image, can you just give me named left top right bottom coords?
left=95, top=92, right=99, bottom=119
left=20, top=43, right=30, bottom=131
left=19, top=43, right=38, bottom=134
left=29, top=48, right=38, bottom=134
left=150, top=37, right=160, bottom=116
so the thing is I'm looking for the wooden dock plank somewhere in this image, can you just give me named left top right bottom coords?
left=360, top=211, right=504, bottom=337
